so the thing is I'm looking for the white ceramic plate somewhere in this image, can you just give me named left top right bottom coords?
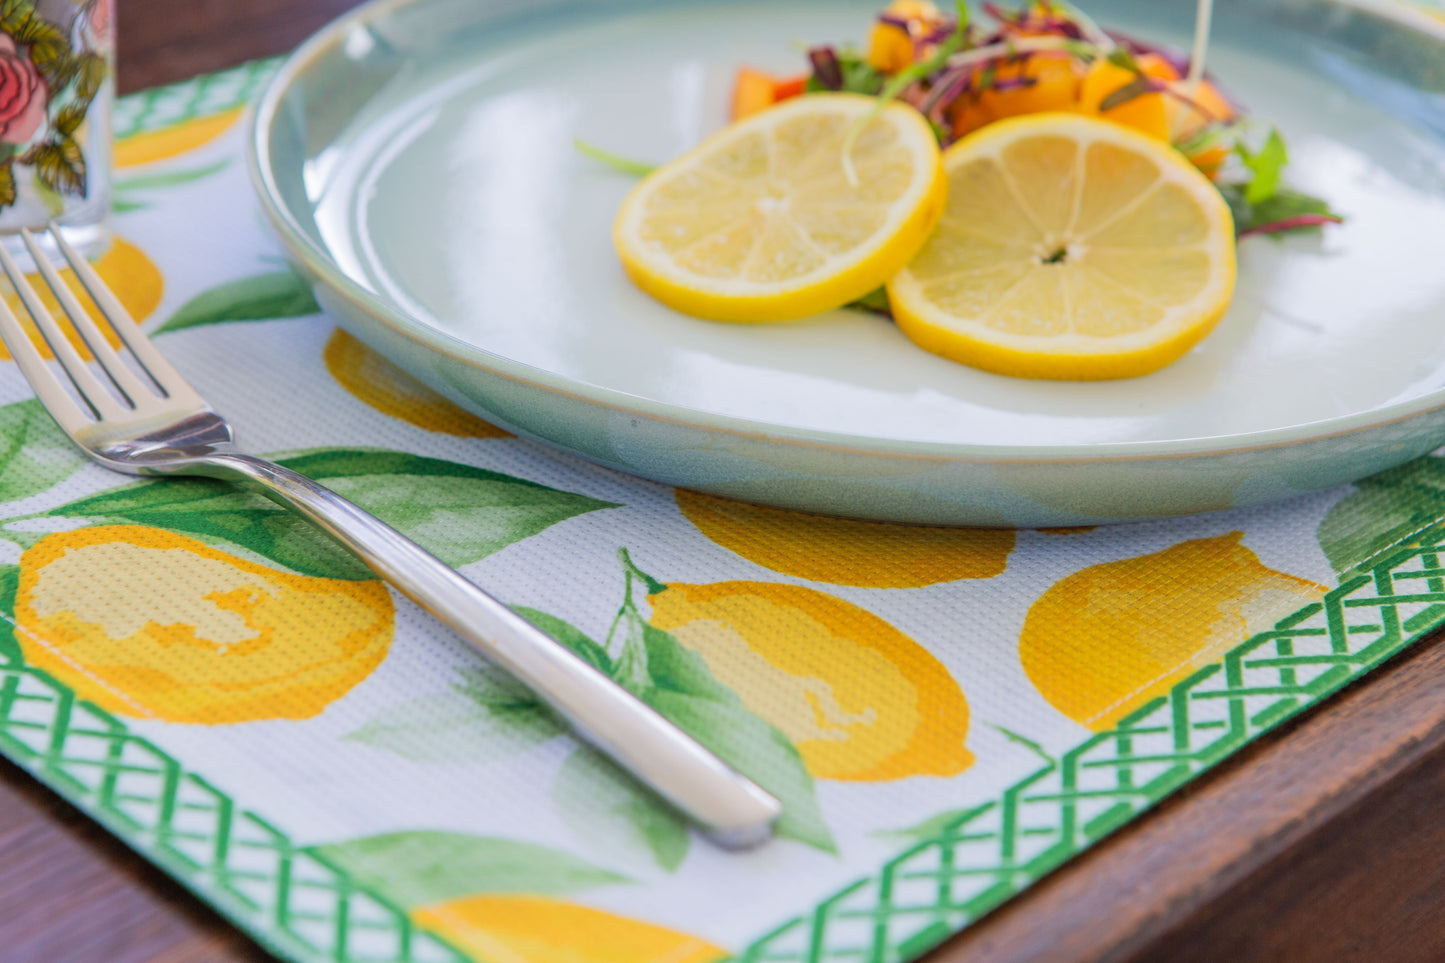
left=250, top=0, right=1445, bottom=526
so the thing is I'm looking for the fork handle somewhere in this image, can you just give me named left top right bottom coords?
left=191, top=450, right=781, bottom=848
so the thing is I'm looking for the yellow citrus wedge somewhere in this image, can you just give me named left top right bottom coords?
left=888, top=112, right=1237, bottom=380
left=614, top=93, right=947, bottom=322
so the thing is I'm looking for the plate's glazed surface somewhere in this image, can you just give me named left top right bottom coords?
left=250, top=0, right=1445, bottom=525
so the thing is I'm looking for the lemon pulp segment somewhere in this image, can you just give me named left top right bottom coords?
left=888, top=112, right=1237, bottom=380
left=615, top=93, right=947, bottom=323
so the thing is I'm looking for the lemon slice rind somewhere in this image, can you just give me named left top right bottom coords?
left=888, top=112, right=1237, bottom=381
left=615, top=93, right=947, bottom=323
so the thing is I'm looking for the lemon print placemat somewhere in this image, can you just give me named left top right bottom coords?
left=2, top=44, right=1445, bottom=963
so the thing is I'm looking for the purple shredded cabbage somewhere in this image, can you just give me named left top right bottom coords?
left=1238, top=214, right=1344, bottom=238
left=808, top=45, right=843, bottom=90
left=990, top=74, right=1040, bottom=91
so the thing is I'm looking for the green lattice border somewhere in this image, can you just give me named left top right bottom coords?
left=4, top=64, right=1442, bottom=963
left=8, top=515, right=1443, bottom=963
left=738, top=522, right=1445, bottom=963
left=113, top=59, right=279, bottom=139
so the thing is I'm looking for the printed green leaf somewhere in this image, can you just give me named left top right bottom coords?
left=877, top=802, right=995, bottom=846
left=0, top=398, right=87, bottom=505
left=553, top=748, right=690, bottom=872
left=309, top=831, right=628, bottom=909
left=641, top=623, right=834, bottom=852
left=157, top=270, right=321, bottom=333
left=116, top=160, right=230, bottom=193
left=531, top=562, right=835, bottom=854
left=1317, top=456, right=1445, bottom=576
left=46, top=448, right=617, bottom=579
left=347, top=664, right=563, bottom=762
left=513, top=606, right=613, bottom=675
left=114, top=161, right=232, bottom=213
left=0, top=564, right=21, bottom=665
left=596, top=551, right=835, bottom=851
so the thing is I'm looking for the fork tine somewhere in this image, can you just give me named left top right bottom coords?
left=19, top=228, right=158, bottom=410
left=0, top=292, right=90, bottom=434
left=49, top=226, right=205, bottom=409
left=0, top=237, right=128, bottom=421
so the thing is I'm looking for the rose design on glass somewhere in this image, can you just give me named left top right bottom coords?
left=0, top=35, right=47, bottom=145
left=83, top=0, right=111, bottom=52
left=0, top=1, right=110, bottom=211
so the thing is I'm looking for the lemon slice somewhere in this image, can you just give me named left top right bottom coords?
left=888, top=113, right=1237, bottom=380
left=614, top=93, right=947, bottom=323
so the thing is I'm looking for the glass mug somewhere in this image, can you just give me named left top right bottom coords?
left=0, top=0, right=112, bottom=258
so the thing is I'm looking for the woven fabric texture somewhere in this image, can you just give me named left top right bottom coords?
left=2, top=19, right=1445, bottom=961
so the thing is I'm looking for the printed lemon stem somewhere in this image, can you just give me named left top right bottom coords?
left=987, top=723, right=1056, bottom=769
left=603, top=548, right=659, bottom=696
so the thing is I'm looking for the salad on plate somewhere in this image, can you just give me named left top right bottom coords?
left=600, top=0, right=1343, bottom=381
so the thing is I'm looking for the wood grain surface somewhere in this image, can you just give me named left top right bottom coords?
left=1, top=2, right=1441, bottom=961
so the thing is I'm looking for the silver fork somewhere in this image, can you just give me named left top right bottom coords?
left=0, top=226, right=780, bottom=849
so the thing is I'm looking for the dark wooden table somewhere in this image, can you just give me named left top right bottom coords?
left=5, top=2, right=1444, bottom=961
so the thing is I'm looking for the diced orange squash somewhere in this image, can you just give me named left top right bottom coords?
left=978, top=54, right=1085, bottom=119
left=868, top=22, right=916, bottom=73
left=728, top=69, right=812, bottom=122
left=1077, top=55, right=1173, bottom=142
left=731, top=67, right=780, bottom=122
left=867, top=0, right=947, bottom=74
left=951, top=54, right=1085, bottom=139
left=773, top=74, right=808, bottom=101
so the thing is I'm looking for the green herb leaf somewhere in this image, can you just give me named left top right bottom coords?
left=1098, top=75, right=1157, bottom=113
left=1105, top=47, right=1142, bottom=73
left=1217, top=183, right=1343, bottom=238
left=1237, top=127, right=1288, bottom=205
left=574, top=139, right=657, bottom=177
left=840, top=4, right=971, bottom=172
left=308, top=832, right=628, bottom=909
left=158, top=270, right=321, bottom=333
left=848, top=286, right=892, bottom=316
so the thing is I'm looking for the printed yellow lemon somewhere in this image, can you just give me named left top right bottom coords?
left=15, top=526, right=394, bottom=724
left=888, top=113, right=1237, bottom=380
left=648, top=580, right=971, bottom=781
left=676, top=489, right=1014, bottom=587
left=615, top=93, right=947, bottom=322
left=324, top=329, right=510, bottom=438
left=1019, top=532, right=1327, bottom=730
left=114, top=106, right=244, bottom=168
left=413, top=895, right=727, bottom=963
left=0, top=238, right=163, bottom=362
